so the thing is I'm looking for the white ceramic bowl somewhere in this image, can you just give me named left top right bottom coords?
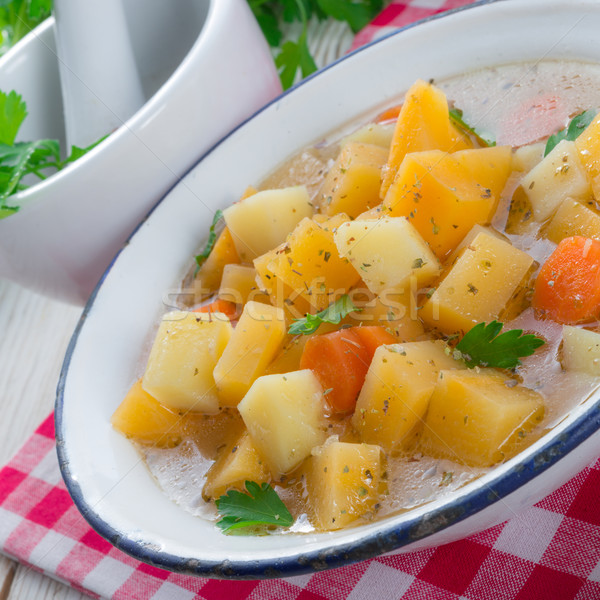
left=57, top=0, right=600, bottom=579
left=0, top=0, right=281, bottom=305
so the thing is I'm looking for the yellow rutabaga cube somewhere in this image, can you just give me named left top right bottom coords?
left=202, top=430, right=271, bottom=500
left=223, top=186, right=313, bottom=261
left=383, top=146, right=512, bottom=260
left=217, top=264, right=270, bottom=306
left=111, top=379, right=184, bottom=448
left=419, top=370, right=544, bottom=467
left=213, top=301, right=286, bottom=406
left=350, top=291, right=425, bottom=341
left=575, top=112, right=600, bottom=199
left=142, top=311, right=232, bottom=414
left=543, top=197, right=600, bottom=244
left=237, top=370, right=327, bottom=477
left=305, top=440, right=385, bottom=531
left=254, top=215, right=360, bottom=313
left=352, top=341, right=464, bottom=451
left=521, top=139, right=592, bottom=222
left=421, top=231, right=534, bottom=335
left=380, top=79, right=472, bottom=198
left=318, top=142, right=388, bottom=218
left=561, top=325, right=600, bottom=377
left=333, top=216, right=441, bottom=295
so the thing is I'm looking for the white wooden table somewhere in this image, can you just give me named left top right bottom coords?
left=0, top=17, right=355, bottom=600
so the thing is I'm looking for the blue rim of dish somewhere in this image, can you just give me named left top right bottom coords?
left=55, top=0, right=600, bottom=580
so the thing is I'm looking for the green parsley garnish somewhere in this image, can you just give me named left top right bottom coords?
left=216, top=481, right=294, bottom=534
left=449, top=107, right=496, bottom=147
left=0, top=90, right=104, bottom=219
left=248, top=0, right=383, bottom=89
left=288, top=293, right=359, bottom=335
left=195, top=209, right=224, bottom=268
left=544, top=109, right=597, bottom=156
left=0, top=0, right=52, bottom=56
left=455, top=320, right=545, bottom=369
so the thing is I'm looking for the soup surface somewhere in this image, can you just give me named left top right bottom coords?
left=112, top=60, right=600, bottom=534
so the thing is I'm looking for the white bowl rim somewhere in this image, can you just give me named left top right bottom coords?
left=55, top=0, right=600, bottom=579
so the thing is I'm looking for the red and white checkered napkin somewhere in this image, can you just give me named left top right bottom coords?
left=1, top=415, right=600, bottom=600
left=3, top=2, right=600, bottom=599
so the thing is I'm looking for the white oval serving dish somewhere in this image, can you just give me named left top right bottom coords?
left=57, top=0, right=600, bottom=578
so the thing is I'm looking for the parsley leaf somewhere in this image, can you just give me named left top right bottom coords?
left=544, top=109, right=597, bottom=156
left=449, top=107, right=496, bottom=147
left=288, top=293, right=359, bottom=335
left=248, top=0, right=383, bottom=89
left=317, top=0, right=383, bottom=33
left=216, top=481, right=294, bottom=534
left=455, top=320, right=545, bottom=369
left=195, top=209, right=224, bottom=268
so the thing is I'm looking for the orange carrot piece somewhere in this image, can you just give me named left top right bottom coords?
left=300, top=329, right=370, bottom=414
left=299, top=326, right=395, bottom=414
left=533, top=236, right=600, bottom=324
left=375, top=104, right=402, bottom=124
left=353, top=326, right=398, bottom=360
left=194, top=298, right=239, bottom=320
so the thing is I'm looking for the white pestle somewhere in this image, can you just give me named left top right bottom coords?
left=53, top=0, right=145, bottom=149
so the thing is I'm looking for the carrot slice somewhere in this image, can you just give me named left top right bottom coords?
left=300, top=329, right=369, bottom=414
left=533, top=236, right=600, bottom=324
left=299, top=326, right=396, bottom=414
left=375, top=104, right=402, bottom=124
left=353, top=326, right=398, bottom=360
left=193, top=298, right=239, bottom=320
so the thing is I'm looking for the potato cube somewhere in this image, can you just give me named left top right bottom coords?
left=142, top=311, right=232, bottom=413
left=334, top=216, right=441, bottom=295
left=544, top=197, right=600, bottom=244
left=265, top=335, right=309, bottom=375
left=111, top=380, right=183, bottom=448
left=521, top=139, right=592, bottom=222
left=576, top=113, right=600, bottom=199
left=383, top=147, right=511, bottom=259
left=562, top=325, right=600, bottom=377
left=213, top=302, right=286, bottom=406
left=238, top=370, right=327, bottom=476
left=421, top=232, right=534, bottom=335
left=202, top=430, right=271, bottom=500
left=223, top=186, right=313, bottom=261
left=381, top=79, right=466, bottom=197
left=217, top=264, right=270, bottom=305
left=254, top=216, right=360, bottom=312
left=318, top=142, right=388, bottom=218
left=342, top=123, right=394, bottom=149
left=420, top=370, right=544, bottom=467
left=305, top=440, right=384, bottom=531
left=352, top=341, right=464, bottom=451
left=512, top=142, right=545, bottom=173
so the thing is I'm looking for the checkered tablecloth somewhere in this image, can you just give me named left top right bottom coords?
left=2, top=2, right=600, bottom=599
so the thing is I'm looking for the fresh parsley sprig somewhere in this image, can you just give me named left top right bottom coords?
left=216, top=481, right=294, bottom=534
left=0, top=90, right=104, bottom=218
left=455, top=320, right=545, bottom=370
left=449, top=107, right=496, bottom=148
left=195, top=209, right=224, bottom=268
left=288, top=293, right=359, bottom=335
left=544, top=109, right=597, bottom=156
left=0, top=0, right=52, bottom=56
left=248, top=0, right=383, bottom=89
